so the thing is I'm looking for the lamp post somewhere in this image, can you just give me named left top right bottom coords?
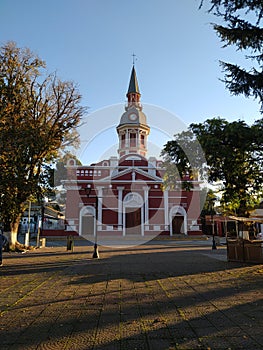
left=37, top=197, right=48, bottom=248
left=93, top=194, right=99, bottom=259
left=209, top=197, right=217, bottom=250
left=24, top=200, right=31, bottom=247
left=85, top=184, right=100, bottom=259
left=85, top=183, right=112, bottom=259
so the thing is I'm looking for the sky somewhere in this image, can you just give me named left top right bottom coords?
left=0, top=0, right=261, bottom=163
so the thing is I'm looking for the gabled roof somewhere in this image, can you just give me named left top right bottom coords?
left=95, top=167, right=162, bottom=183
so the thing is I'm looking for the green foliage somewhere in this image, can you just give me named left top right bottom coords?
left=161, top=129, right=207, bottom=191
left=201, top=189, right=217, bottom=216
left=191, top=118, right=263, bottom=215
left=0, top=42, right=85, bottom=234
left=162, top=117, right=263, bottom=216
left=200, top=0, right=263, bottom=112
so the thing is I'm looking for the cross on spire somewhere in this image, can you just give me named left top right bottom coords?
left=132, top=53, right=137, bottom=65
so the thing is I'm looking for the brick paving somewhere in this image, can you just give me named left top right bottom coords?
left=0, top=240, right=263, bottom=350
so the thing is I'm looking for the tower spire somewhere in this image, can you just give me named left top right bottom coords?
left=117, top=65, right=150, bottom=158
left=127, top=65, right=140, bottom=95
left=126, top=65, right=141, bottom=109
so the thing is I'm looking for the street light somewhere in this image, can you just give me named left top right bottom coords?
left=85, top=183, right=112, bottom=259
left=24, top=201, right=31, bottom=247
left=85, top=184, right=111, bottom=259
left=93, top=194, right=99, bottom=259
left=37, top=197, right=48, bottom=248
left=209, top=197, right=217, bottom=250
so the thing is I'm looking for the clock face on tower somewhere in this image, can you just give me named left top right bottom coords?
left=129, top=113, right=137, bottom=121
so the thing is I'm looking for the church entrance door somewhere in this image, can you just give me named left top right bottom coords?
left=172, top=215, right=184, bottom=234
left=125, top=207, right=141, bottom=234
left=80, top=206, right=96, bottom=238
left=82, top=214, right=94, bottom=236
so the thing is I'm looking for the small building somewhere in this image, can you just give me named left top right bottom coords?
left=63, top=66, right=202, bottom=243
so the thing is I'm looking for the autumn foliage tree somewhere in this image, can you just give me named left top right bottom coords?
left=0, top=42, right=85, bottom=247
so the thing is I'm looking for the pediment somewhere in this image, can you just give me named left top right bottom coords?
left=110, top=167, right=162, bottom=182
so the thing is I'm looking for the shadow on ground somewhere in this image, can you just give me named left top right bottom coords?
left=1, top=245, right=263, bottom=349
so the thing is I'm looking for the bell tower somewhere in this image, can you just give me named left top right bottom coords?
left=117, top=66, right=150, bottom=158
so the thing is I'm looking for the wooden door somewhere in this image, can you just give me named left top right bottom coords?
left=172, top=215, right=184, bottom=234
left=126, top=207, right=141, bottom=234
left=82, top=215, right=94, bottom=236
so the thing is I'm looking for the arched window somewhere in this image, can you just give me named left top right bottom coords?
left=121, top=134, right=125, bottom=148
left=130, top=133, right=136, bottom=147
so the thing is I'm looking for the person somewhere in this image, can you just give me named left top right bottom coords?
left=256, top=232, right=263, bottom=240
left=0, top=229, right=8, bottom=266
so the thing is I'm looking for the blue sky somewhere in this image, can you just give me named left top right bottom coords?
left=0, top=0, right=261, bottom=163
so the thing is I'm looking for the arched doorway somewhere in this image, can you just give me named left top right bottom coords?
left=79, top=206, right=95, bottom=237
left=123, top=192, right=144, bottom=236
left=172, top=215, right=184, bottom=234
left=169, top=206, right=187, bottom=235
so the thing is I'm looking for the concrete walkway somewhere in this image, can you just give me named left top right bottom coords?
left=0, top=241, right=262, bottom=350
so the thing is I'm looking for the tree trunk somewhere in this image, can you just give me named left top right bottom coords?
left=9, top=216, right=21, bottom=249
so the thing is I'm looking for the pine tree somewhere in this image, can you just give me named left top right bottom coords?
left=200, top=0, right=263, bottom=112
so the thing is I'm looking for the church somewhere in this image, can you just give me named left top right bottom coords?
left=63, top=66, right=202, bottom=243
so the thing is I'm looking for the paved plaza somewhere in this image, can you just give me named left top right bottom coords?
left=0, top=238, right=263, bottom=350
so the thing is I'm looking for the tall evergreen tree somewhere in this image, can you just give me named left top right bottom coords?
left=200, top=0, right=263, bottom=112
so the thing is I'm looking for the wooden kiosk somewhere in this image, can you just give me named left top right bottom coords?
left=227, top=216, right=263, bottom=263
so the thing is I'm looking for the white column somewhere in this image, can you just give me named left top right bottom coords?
left=141, top=206, right=144, bottom=236
left=143, top=186, right=150, bottom=229
left=119, top=133, right=121, bottom=150
left=117, top=187, right=124, bottom=230
left=164, top=190, right=169, bottom=227
left=97, top=187, right=103, bottom=228
left=125, top=129, right=129, bottom=148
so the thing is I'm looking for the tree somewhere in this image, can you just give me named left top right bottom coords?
left=54, top=153, right=82, bottom=187
left=162, top=117, right=263, bottom=216
left=200, top=0, right=263, bottom=113
left=0, top=42, right=85, bottom=248
left=200, top=189, right=217, bottom=235
left=161, top=129, right=207, bottom=191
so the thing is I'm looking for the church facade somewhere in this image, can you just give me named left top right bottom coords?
left=64, top=66, right=202, bottom=241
